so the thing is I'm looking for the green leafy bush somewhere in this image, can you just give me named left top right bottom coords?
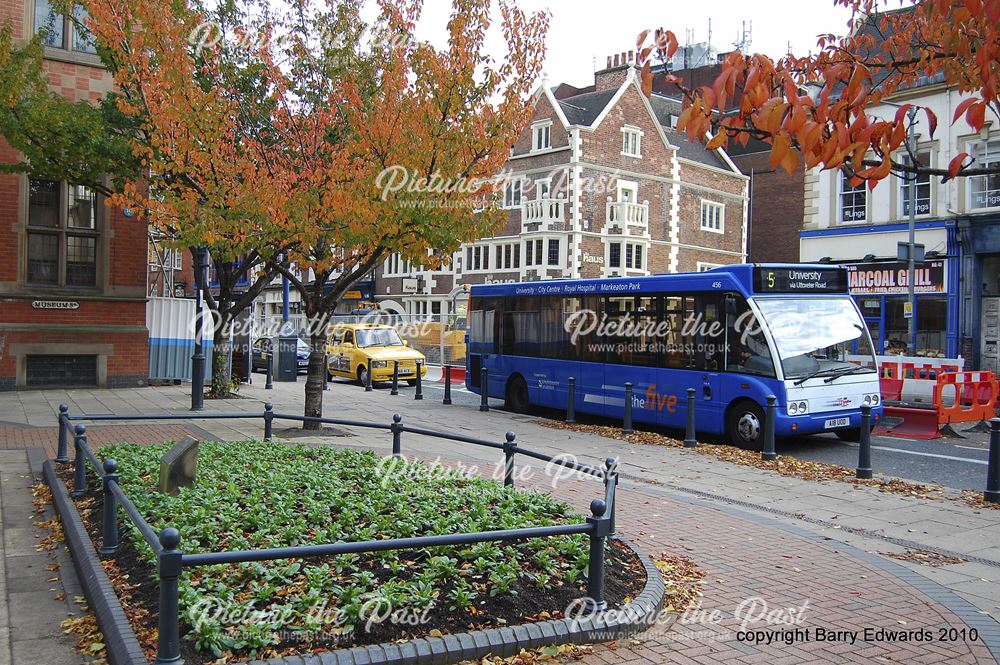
left=101, top=441, right=590, bottom=657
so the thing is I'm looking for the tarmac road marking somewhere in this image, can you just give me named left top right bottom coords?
left=836, top=441, right=988, bottom=465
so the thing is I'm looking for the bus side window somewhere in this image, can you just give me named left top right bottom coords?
left=727, top=297, right=776, bottom=377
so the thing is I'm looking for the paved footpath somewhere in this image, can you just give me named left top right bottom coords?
left=2, top=382, right=1000, bottom=664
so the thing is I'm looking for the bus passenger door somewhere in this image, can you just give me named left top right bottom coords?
left=693, top=293, right=726, bottom=434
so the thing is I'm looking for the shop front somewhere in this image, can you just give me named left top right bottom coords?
left=800, top=220, right=961, bottom=360
left=846, top=260, right=953, bottom=357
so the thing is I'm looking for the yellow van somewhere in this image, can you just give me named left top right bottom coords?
left=326, top=324, right=428, bottom=385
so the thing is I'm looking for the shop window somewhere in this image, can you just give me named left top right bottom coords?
left=884, top=297, right=909, bottom=355
left=27, top=180, right=101, bottom=287
left=916, top=297, right=947, bottom=357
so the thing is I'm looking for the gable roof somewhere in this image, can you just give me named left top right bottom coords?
left=556, top=90, right=619, bottom=126
left=648, top=94, right=734, bottom=170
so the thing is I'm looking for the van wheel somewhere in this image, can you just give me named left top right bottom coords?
left=727, top=401, right=765, bottom=451
left=505, top=375, right=530, bottom=413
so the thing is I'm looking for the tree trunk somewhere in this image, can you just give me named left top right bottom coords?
left=210, top=318, right=231, bottom=393
left=302, top=317, right=329, bottom=430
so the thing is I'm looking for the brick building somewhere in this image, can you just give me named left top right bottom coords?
left=651, top=61, right=804, bottom=264
left=375, top=56, right=748, bottom=315
left=0, top=0, right=148, bottom=390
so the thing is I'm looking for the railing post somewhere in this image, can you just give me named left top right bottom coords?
left=414, top=361, right=424, bottom=401
left=623, top=382, right=633, bottom=434
left=71, top=425, right=87, bottom=499
left=480, top=367, right=489, bottom=413
left=154, top=528, right=184, bottom=665
left=502, top=432, right=517, bottom=488
left=684, top=388, right=697, bottom=448
left=391, top=414, right=402, bottom=457
left=986, top=418, right=1000, bottom=504
left=856, top=405, right=873, bottom=480
left=391, top=360, right=399, bottom=396
left=566, top=377, right=576, bottom=424
left=365, top=357, right=373, bottom=392
left=761, top=395, right=777, bottom=461
left=56, top=404, right=70, bottom=463
left=263, top=403, right=273, bottom=441
left=585, top=498, right=609, bottom=612
left=99, top=459, right=119, bottom=556
left=265, top=352, right=273, bottom=390
left=442, top=364, right=452, bottom=405
left=603, top=457, right=618, bottom=534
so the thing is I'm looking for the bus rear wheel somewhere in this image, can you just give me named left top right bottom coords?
left=727, top=401, right=765, bottom=451
left=505, top=375, right=530, bottom=413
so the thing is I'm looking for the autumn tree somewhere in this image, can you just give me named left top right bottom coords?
left=0, top=0, right=291, bottom=392
left=266, top=0, right=549, bottom=426
left=638, top=0, right=1000, bottom=184
left=82, top=0, right=547, bottom=424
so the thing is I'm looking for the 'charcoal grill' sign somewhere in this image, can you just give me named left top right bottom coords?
left=847, top=260, right=945, bottom=294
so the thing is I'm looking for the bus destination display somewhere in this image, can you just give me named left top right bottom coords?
left=754, top=267, right=848, bottom=294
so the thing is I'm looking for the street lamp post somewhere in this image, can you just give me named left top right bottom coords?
left=191, top=247, right=209, bottom=411
left=905, top=105, right=918, bottom=356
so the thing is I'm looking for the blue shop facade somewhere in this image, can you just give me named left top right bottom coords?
left=800, top=216, right=1000, bottom=371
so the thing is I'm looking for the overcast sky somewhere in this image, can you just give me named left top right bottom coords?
left=393, top=0, right=856, bottom=89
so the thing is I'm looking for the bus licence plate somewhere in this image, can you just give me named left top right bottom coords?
left=824, top=417, right=851, bottom=429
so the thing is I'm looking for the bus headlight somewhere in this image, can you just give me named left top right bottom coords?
left=787, top=400, right=808, bottom=416
left=863, top=393, right=880, bottom=406
left=372, top=360, right=388, bottom=368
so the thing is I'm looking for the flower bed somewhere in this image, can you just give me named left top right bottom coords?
left=66, top=441, right=645, bottom=664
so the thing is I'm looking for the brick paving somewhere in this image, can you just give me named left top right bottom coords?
left=0, top=423, right=204, bottom=460
left=1, top=384, right=999, bottom=664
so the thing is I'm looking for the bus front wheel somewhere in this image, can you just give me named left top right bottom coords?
left=505, top=375, right=530, bottom=414
left=727, top=401, right=765, bottom=451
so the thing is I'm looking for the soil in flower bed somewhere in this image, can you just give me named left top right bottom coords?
left=59, top=442, right=645, bottom=664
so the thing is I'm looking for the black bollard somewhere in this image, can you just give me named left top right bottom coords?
left=265, top=352, right=273, bottom=390
left=414, top=361, right=424, bottom=400
left=761, top=395, right=777, bottom=461
left=56, top=404, right=70, bottom=463
left=365, top=357, right=373, bottom=392
left=391, top=413, right=403, bottom=457
left=623, top=382, right=633, bottom=434
left=585, top=499, right=610, bottom=612
left=443, top=364, right=452, bottom=405
left=566, top=376, right=576, bottom=424
left=856, top=405, right=873, bottom=479
left=263, top=402, right=273, bottom=441
left=480, top=367, right=489, bottom=412
left=502, top=432, right=516, bottom=487
left=986, top=418, right=1000, bottom=504
left=684, top=387, right=697, bottom=448
left=391, top=360, right=399, bottom=396
left=99, top=459, right=119, bottom=556
left=71, top=425, right=87, bottom=499
left=154, top=529, right=183, bottom=665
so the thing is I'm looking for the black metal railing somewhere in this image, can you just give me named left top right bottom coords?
left=55, top=404, right=619, bottom=665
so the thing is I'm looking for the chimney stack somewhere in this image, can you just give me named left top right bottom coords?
left=606, top=55, right=612, bottom=68
left=628, top=49, right=634, bottom=62
left=613, top=53, right=619, bottom=67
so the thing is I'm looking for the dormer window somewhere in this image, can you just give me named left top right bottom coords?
left=532, top=121, right=552, bottom=151
left=622, top=125, right=642, bottom=157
